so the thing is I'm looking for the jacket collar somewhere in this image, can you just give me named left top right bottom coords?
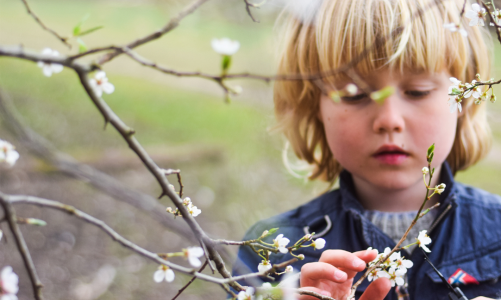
left=338, top=161, right=457, bottom=215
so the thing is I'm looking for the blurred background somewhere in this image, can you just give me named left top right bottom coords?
left=1, top=0, right=501, bottom=299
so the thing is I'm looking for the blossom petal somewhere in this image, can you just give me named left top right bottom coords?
left=165, top=269, right=175, bottom=282
left=51, top=64, right=64, bottom=73
left=43, top=65, right=53, bottom=77
left=153, top=269, right=165, bottom=282
left=102, top=82, right=115, bottom=94
left=189, top=257, right=202, bottom=267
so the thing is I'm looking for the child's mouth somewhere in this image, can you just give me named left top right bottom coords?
left=373, top=145, right=410, bottom=165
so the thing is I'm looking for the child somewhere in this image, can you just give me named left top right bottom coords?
left=233, top=0, right=501, bottom=299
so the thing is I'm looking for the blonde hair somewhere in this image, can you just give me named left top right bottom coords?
left=274, top=0, right=492, bottom=184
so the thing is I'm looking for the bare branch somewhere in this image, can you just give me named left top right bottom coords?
left=0, top=89, right=204, bottom=245
left=0, top=195, right=44, bottom=300
left=19, top=0, right=71, bottom=48
left=97, top=0, right=210, bottom=65
left=243, top=0, right=263, bottom=23
left=172, top=260, right=209, bottom=300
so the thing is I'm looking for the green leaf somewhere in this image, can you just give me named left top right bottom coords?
left=73, top=24, right=81, bottom=36
left=427, top=143, right=435, bottom=157
left=77, top=38, right=88, bottom=53
left=370, top=86, right=395, bottom=104
left=78, top=26, right=104, bottom=37
left=73, top=13, right=90, bottom=37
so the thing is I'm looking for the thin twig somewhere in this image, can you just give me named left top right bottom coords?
left=0, top=195, right=44, bottom=300
left=172, top=260, right=209, bottom=300
left=97, top=0, right=210, bottom=65
left=19, top=0, right=71, bottom=48
left=243, top=0, right=262, bottom=22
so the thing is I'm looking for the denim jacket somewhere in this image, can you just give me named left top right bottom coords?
left=233, top=163, right=501, bottom=299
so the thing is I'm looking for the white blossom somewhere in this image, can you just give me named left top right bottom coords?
left=285, top=266, right=293, bottom=273
left=387, top=267, right=406, bottom=287
left=465, top=3, right=486, bottom=26
left=258, top=260, right=272, bottom=273
left=389, top=252, right=413, bottom=273
left=37, top=48, right=63, bottom=77
left=261, top=282, right=272, bottom=289
left=211, top=38, right=240, bottom=55
left=183, top=247, right=204, bottom=267
left=89, top=71, right=115, bottom=97
left=238, top=287, right=255, bottom=300
left=273, top=234, right=290, bottom=254
left=0, top=139, right=19, bottom=167
left=443, top=23, right=467, bottom=36
left=0, top=266, right=19, bottom=298
left=187, top=203, right=201, bottom=217
left=417, top=230, right=432, bottom=253
left=422, top=167, right=429, bottom=175
left=153, top=265, right=175, bottom=283
left=311, top=238, right=325, bottom=250
left=435, top=183, right=446, bottom=194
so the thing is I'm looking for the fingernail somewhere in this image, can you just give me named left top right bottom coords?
left=320, top=291, right=331, bottom=297
left=353, top=258, right=365, bottom=268
left=334, top=270, right=346, bottom=280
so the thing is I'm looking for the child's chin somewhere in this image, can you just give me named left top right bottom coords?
left=366, top=171, right=420, bottom=190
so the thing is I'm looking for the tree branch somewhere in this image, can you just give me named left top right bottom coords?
left=0, top=194, right=44, bottom=300
left=19, top=0, right=71, bottom=48
left=96, top=0, right=210, bottom=65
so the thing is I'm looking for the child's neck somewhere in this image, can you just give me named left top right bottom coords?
left=352, top=167, right=442, bottom=212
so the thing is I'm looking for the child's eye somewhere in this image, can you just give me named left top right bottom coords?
left=341, top=93, right=368, bottom=102
left=405, top=90, right=431, bottom=98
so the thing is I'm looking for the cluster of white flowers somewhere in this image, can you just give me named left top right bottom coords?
left=367, top=247, right=412, bottom=287
left=211, top=38, right=240, bottom=56
left=166, top=197, right=201, bottom=217
left=183, top=197, right=201, bottom=217
left=37, top=48, right=64, bottom=77
left=0, top=266, right=19, bottom=300
left=0, top=139, right=19, bottom=168
left=368, top=230, right=432, bottom=287
left=447, top=77, right=491, bottom=113
left=89, top=71, right=115, bottom=97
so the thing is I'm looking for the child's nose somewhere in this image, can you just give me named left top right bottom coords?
left=372, top=96, right=405, bottom=134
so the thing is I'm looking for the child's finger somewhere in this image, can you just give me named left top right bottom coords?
left=318, top=249, right=377, bottom=279
left=318, top=250, right=369, bottom=272
left=300, top=261, right=348, bottom=286
left=297, top=287, right=332, bottom=300
left=359, top=277, right=391, bottom=300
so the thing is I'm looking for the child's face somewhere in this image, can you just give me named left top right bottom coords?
left=319, top=69, right=458, bottom=190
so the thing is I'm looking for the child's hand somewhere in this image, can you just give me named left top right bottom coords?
left=299, top=249, right=390, bottom=300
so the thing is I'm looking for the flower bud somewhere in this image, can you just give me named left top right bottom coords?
left=26, top=218, right=47, bottom=226
left=491, top=94, right=497, bottom=103
left=285, top=266, right=293, bottom=273
left=422, top=167, right=429, bottom=175
left=166, top=207, right=173, bottom=213
left=298, top=254, right=305, bottom=260
left=260, top=230, right=269, bottom=238
left=436, top=183, right=446, bottom=194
